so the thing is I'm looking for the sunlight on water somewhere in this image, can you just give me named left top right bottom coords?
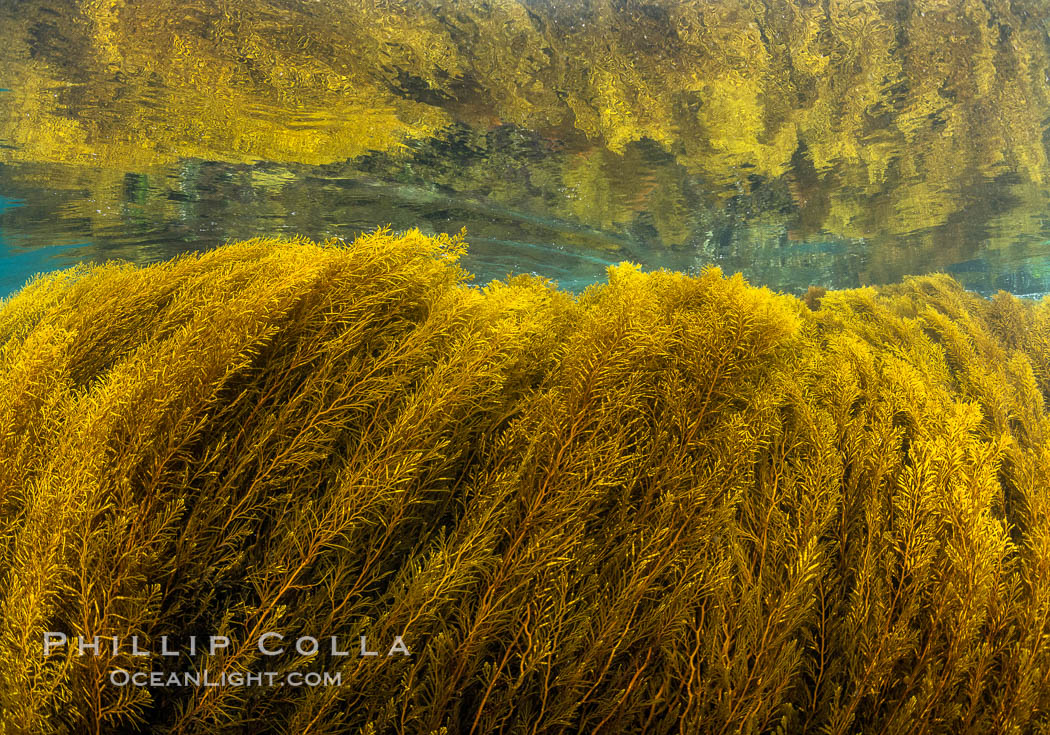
left=1, top=0, right=1049, bottom=297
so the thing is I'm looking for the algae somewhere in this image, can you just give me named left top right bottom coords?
left=1, top=231, right=1050, bottom=732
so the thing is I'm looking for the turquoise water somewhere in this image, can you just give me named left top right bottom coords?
left=0, top=195, right=84, bottom=295
left=4, top=146, right=1049, bottom=300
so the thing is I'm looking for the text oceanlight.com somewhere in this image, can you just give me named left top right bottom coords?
left=43, top=633, right=411, bottom=688
left=109, top=669, right=344, bottom=688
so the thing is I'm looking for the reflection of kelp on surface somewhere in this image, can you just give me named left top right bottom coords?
left=2, top=0, right=1049, bottom=247
left=0, top=0, right=452, bottom=168
left=3, top=232, right=1050, bottom=732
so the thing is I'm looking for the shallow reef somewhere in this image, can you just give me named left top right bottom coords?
left=2, top=230, right=1050, bottom=733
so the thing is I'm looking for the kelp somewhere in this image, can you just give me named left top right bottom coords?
left=1, top=230, right=1050, bottom=733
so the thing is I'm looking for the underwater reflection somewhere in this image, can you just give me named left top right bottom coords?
left=1, top=0, right=1049, bottom=296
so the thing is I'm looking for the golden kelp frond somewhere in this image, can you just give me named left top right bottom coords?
left=2, top=232, right=1050, bottom=733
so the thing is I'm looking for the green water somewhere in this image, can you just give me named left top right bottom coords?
left=2, top=0, right=1049, bottom=296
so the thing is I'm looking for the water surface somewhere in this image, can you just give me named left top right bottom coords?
left=2, top=0, right=1049, bottom=296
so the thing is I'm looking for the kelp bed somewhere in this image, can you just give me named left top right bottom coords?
left=1, top=230, right=1050, bottom=734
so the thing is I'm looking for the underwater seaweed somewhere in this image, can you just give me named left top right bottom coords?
left=1, top=230, right=1049, bottom=733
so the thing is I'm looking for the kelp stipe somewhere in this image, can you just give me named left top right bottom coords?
left=0, top=231, right=1049, bottom=733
